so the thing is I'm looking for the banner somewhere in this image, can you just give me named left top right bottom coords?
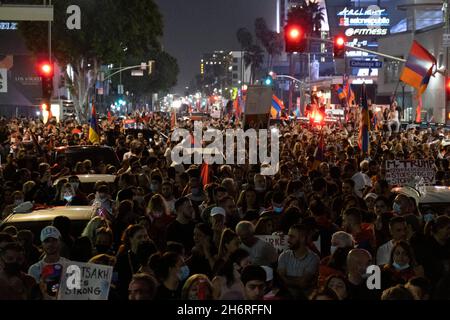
left=57, top=262, right=113, bottom=300
left=256, top=234, right=289, bottom=253
left=243, top=86, right=272, bottom=130
left=0, top=68, right=7, bottom=93
left=385, top=160, right=436, bottom=186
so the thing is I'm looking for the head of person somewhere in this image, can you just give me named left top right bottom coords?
left=181, top=274, right=213, bottom=300
left=11, top=191, right=24, bottom=207
left=342, top=208, right=362, bottom=233
left=96, top=185, right=110, bottom=202
left=330, top=231, right=355, bottom=254
left=342, top=179, right=355, bottom=196
left=94, top=227, right=113, bottom=254
left=161, top=181, right=173, bottom=199
left=149, top=252, right=183, bottom=283
left=426, top=215, right=450, bottom=244
left=146, top=194, right=169, bottom=220
left=241, top=265, right=266, bottom=300
left=219, top=196, right=237, bottom=217
left=218, top=248, right=251, bottom=286
left=174, top=197, right=193, bottom=222
left=374, top=196, right=389, bottom=216
left=325, top=275, right=349, bottom=300
left=381, top=284, right=415, bottom=300
left=0, top=242, right=24, bottom=276
left=405, top=277, right=432, bottom=300
left=253, top=174, right=266, bottom=192
left=254, top=216, right=276, bottom=236
left=128, top=273, right=158, bottom=300
left=388, top=240, right=415, bottom=271
left=210, top=207, right=226, bottom=231
left=88, top=254, right=116, bottom=267
left=319, top=162, right=330, bottom=177
left=218, top=228, right=240, bottom=258
left=309, top=287, right=340, bottom=300
left=287, top=224, right=309, bottom=251
left=122, top=224, right=150, bottom=254
left=150, top=175, right=162, bottom=194
left=364, top=193, right=378, bottom=211
left=235, top=221, right=255, bottom=247
left=392, top=194, right=412, bottom=215
left=16, top=230, right=34, bottom=249
left=40, top=226, right=61, bottom=257
left=193, top=223, right=213, bottom=246
left=346, top=249, right=372, bottom=283
left=389, top=216, right=408, bottom=242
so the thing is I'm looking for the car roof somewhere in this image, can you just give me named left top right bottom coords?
left=392, top=186, right=450, bottom=204
left=1, top=206, right=92, bottom=224
left=54, top=174, right=116, bottom=185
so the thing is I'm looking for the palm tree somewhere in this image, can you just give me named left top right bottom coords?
left=244, top=44, right=264, bottom=84
left=254, top=17, right=283, bottom=70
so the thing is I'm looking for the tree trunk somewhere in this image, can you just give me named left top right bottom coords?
left=69, top=58, right=99, bottom=123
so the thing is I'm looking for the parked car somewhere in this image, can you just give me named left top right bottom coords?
left=0, top=206, right=93, bottom=244
left=52, top=145, right=120, bottom=168
left=391, top=185, right=450, bottom=214
left=54, top=174, right=117, bottom=195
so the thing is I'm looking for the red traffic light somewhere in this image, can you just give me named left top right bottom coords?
left=335, top=36, right=345, bottom=47
left=37, top=62, right=54, bottom=77
left=284, top=23, right=306, bottom=53
left=446, top=78, right=450, bottom=90
left=288, top=27, right=301, bottom=40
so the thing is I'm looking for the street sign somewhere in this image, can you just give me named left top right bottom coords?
left=443, top=34, right=450, bottom=47
left=118, top=84, right=124, bottom=95
left=140, top=62, right=147, bottom=70
left=350, top=60, right=382, bottom=68
left=131, top=70, right=144, bottom=76
left=0, top=69, right=7, bottom=93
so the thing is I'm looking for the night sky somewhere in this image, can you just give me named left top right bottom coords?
left=154, top=0, right=277, bottom=95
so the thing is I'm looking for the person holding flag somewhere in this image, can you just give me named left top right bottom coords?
left=89, top=102, right=100, bottom=144
left=359, top=83, right=370, bottom=155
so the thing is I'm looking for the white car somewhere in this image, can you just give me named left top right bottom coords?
left=392, top=186, right=450, bottom=214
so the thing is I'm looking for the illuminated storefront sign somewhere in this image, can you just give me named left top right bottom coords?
left=339, top=17, right=390, bottom=27
left=0, top=22, right=18, bottom=30
left=345, top=28, right=388, bottom=37
left=337, top=7, right=386, bottom=17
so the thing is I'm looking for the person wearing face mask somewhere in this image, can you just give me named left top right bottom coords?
left=0, top=242, right=38, bottom=300
left=91, top=185, right=114, bottom=220
left=381, top=241, right=424, bottom=288
left=146, top=194, right=175, bottom=251
left=181, top=274, right=213, bottom=300
left=392, top=194, right=413, bottom=216
left=152, top=252, right=184, bottom=300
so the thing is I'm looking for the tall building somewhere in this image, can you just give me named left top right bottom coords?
left=199, top=51, right=250, bottom=91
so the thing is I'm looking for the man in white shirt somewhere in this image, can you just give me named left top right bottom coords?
left=351, top=160, right=372, bottom=198
left=376, top=216, right=408, bottom=265
left=28, top=226, right=70, bottom=299
left=236, top=221, right=278, bottom=267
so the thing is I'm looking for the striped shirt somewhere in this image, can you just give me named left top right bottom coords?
left=278, top=249, right=320, bottom=278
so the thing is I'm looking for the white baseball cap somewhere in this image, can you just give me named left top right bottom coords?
left=210, top=207, right=226, bottom=217
left=261, top=266, right=274, bottom=282
left=40, top=226, right=61, bottom=242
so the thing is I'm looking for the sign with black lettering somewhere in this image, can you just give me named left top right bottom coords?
left=256, top=234, right=288, bottom=253
left=57, top=262, right=113, bottom=300
left=385, top=160, right=436, bottom=186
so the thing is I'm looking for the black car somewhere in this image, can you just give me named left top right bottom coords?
left=52, top=145, right=120, bottom=168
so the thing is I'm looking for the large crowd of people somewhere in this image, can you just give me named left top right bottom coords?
left=0, top=110, right=449, bottom=300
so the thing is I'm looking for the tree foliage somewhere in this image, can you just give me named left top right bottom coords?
left=15, top=0, right=164, bottom=120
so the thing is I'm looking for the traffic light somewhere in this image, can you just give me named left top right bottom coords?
left=37, top=61, right=54, bottom=102
left=333, top=35, right=346, bottom=58
left=446, top=78, right=450, bottom=99
left=263, top=74, right=274, bottom=86
left=284, top=23, right=306, bottom=53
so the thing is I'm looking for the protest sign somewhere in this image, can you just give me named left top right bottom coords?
left=243, top=85, right=272, bottom=130
left=57, top=262, right=113, bottom=300
left=385, top=159, right=436, bottom=186
left=256, top=234, right=289, bottom=253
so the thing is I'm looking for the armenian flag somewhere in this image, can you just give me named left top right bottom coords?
left=400, top=40, right=436, bottom=96
left=271, top=95, right=284, bottom=119
left=358, top=84, right=370, bottom=154
left=335, top=85, right=346, bottom=100
left=88, top=103, right=100, bottom=144
left=343, top=75, right=355, bottom=106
